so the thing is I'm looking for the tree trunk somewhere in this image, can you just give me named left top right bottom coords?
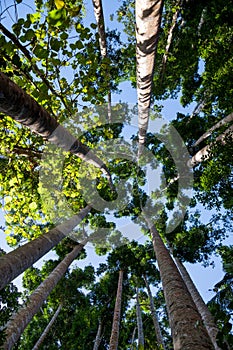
left=0, top=205, right=91, bottom=290
left=93, top=318, right=104, bottom=350
left=143, top=213, right=214, bottom=350
left=136, top=287, right=144, bottom=349
left=143, top=273, right=166, bottom=349
left=92, top=0, right=112, bottom=122
left=135, top=0, right=163, bottom=148
left=174, top=257, right=222, bottom=350
left=2, top=241, right=87, bottom=350
left=109, top=269, right=124, bottom=350
left=0, top=72, right=114, bottom=189
left=130, top=327, right=137, bottom=350
left=192, top=112, right=233, bottom=147
left=32, top=303, right=62, bottom=350
left=188, top=124, right=233, bottom=167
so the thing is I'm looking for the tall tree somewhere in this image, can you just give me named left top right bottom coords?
left=0, top=205, right=91, bottom=290
left=2, top=241, right=87, bottom=349
left=136, top=287, right=145, bottom=349
left=143, top=213, right=215, bottom=350
left=109, top=269, right=124, bottom=350
left=135, top=0, right=163, bottom=150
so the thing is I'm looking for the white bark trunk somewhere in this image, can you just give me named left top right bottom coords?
left=93, top=318, right=104, bottom=350
left=136, top=288, right=144, bottom=349
left=136, top=0, right=163, bottom=147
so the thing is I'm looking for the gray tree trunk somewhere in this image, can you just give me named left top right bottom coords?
left=93, top=318, right=104, bottom=350
left=32, top=303, right=62, bottom=350
left=0, top=205, right=91, bottom=290
left=143, top=273, right=166, bottom=349
left=0, top=72, right=113, bottom=188
left=143, top=213, right=214, bottom=350
left=136, top=287, right=144, bottom=349
left=109, top=269, right=124, bottom=350
left=2, top=240, right=87, bottom=349
left=175, top=256, right=222, bottom=350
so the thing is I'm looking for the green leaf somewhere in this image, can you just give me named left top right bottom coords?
left=29, top=202, right=37, bottom=210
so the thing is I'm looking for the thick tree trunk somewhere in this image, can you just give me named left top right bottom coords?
left=136, top=0, right=163, bottom=148
left=0, top=72, right=114, bottom=188
left=143, top=213, right=214, bottom=350
left=136, top=287, right=144, bottom=349
left=174, top=257, right=222, bottom=350
left=109, top=269, right=124, bottom=350
left=0, top=205, right=91, bottom=290
left=32, top=303, right=62, bottom=350
left=143, top=274, right=166, bottom=349
left=93, top=318, right=104, bottom=350
left=2, top=241, right=87, bottom=350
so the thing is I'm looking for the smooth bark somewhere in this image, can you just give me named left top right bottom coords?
left=136, top=287, right=144, bottom=349
left=92, top=0, right=112, bottom=122
left=2, top=241, right=87, bottom=349
left=188, top=124, right=233, bottom=167
left=109, top=269, right=124, bottom=350
left=32, top=303, right=62, bottom=350
left=135, top=0, right=163, bottom=148
left=93, top=318, right=104, bottom=350
left=0, top=205, right=91, bottom=290
left=192, top=112, right=233, bottom=147
left=0, top=72, right=114, bottom=188
left=175, top=257, right=222, bottom=350
left=143, top=213, right=214, bottom=350
left=143, top=274, right=166, bottom=349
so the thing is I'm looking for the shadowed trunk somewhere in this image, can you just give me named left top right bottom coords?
left=0, top=73, right=114, bottom=189
left=143, top=273, right=166, bottom=349
left=174, top=256, right=222, bottom=350
left=2, top=241, right=87, bottom=349
left=143, top=213, right=214, bottom=350
left=0, top=205, right=91, bottom=290
left=32, top=303, right=62, bottom=350
left=109, top=269, right=124, bottom=350
left=136, top=0, right=163, bottom=150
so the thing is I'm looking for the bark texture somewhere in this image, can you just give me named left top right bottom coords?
left=32, top=304, right=62, bottom=350
left=136, top=0, right=163, bottom=147
left=143, top=213, right=214, bottom=350
left=0, top=205, right=91, bottom=290
left=93, top=318, right=104, bottom=350
left=143, top=274, right=166, bottom=349
left=109, top=269, right=124, bottom=350
left=136, top=287, right=145, bottom=349
left=0, top=73, right=113, bottom=187
left=2, top=242, right=87, bottom=349
left=175, top=257, right=222, bottom=350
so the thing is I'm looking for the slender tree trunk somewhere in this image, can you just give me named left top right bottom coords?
left=143, top=213, right=214, bottom=350
left=143, top=274, right=166, bottom=349
left=2, top=241, right=87, bottom=350
left=188, top=124, right=233, bottom=167
left=0, top=72, right=114, bottom=189
left=192, top=112, right=233, bottom=147
left=32, top=303, right=62, bottom=350
left=0, top=205, right=91, bottom=290
left=136, top=287, right=144, bottom=349
left=130, top=326, right=137, bottom=350
left=92, top=0, right=112, bottom=123
left=93, top=318, right=104, bottom=350
left=136, top=0, right=163, bottom=149
left=174, top=257, right=222, bottom=350
left=109, top=269, right=124, bottom=350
